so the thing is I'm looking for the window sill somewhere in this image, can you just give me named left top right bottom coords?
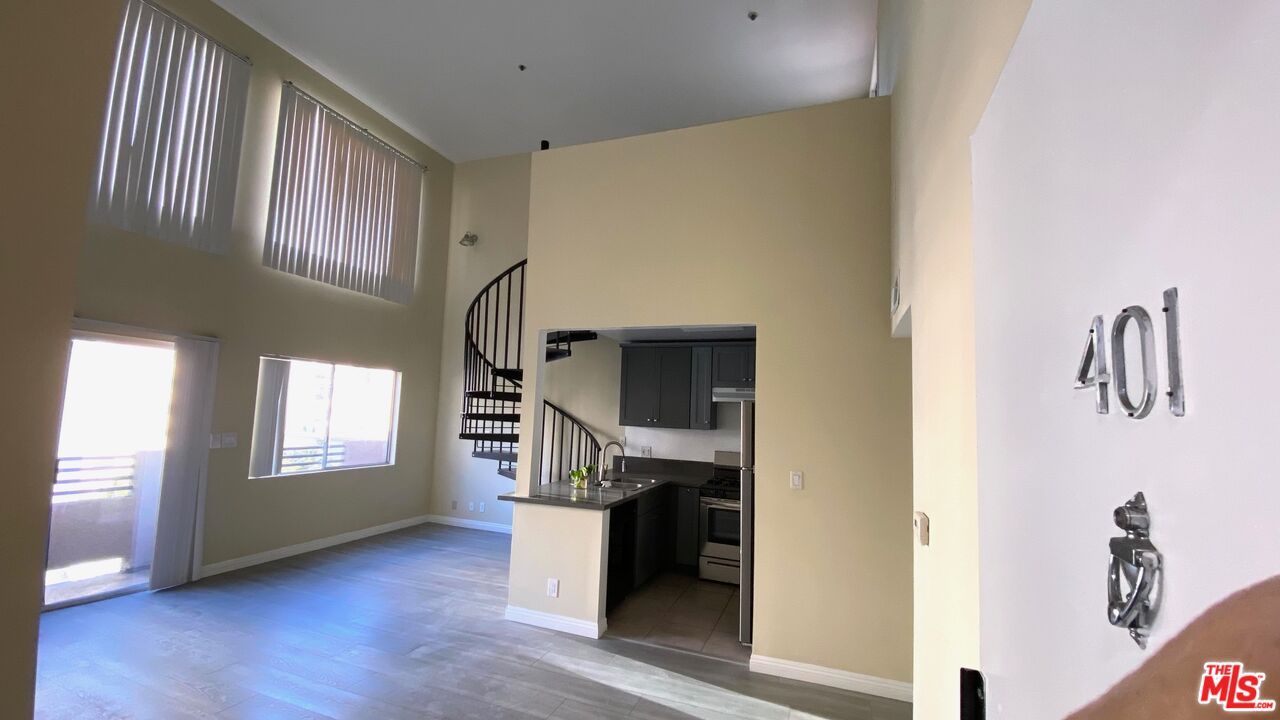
left=250, top=462, right=395, bottom=480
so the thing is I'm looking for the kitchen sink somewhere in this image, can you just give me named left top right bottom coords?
left=599, top=481, right=644, bottom=490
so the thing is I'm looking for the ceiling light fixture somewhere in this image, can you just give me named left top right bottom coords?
left=459, top=232, right=478, bottom=247
left=747, top=10, right=759, bottom=21
left=518, top=64, right=527, bottom=71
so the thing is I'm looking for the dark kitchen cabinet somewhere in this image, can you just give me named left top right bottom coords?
left=607, top=503, right=636, bottom=611
left=620, top=346, right=692, bottom=428
left=689, top=347, right=715, bottom=430
left=633, top=486, right=672, bottom=588
left=675, top=486, right=700, bottom=567
left=712, top=345, right=755, bottom=388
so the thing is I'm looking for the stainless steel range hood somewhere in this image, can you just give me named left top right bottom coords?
left=712, top=386, right=755, bottom=402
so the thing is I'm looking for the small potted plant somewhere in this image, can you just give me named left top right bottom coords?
left=569, top=464, right=597, bottom=489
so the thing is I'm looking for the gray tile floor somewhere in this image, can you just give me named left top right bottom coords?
left=35, top=523, right=911, bottom=719
left=606, top=572, right=750, bottom=663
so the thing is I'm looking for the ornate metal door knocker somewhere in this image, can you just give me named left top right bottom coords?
left=1108, top=492, right=1162, bottom=648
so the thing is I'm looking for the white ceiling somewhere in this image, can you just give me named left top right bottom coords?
left=211, top=0, right=879, bottom=162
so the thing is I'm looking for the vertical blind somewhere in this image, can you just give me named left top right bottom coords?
left=89, top=0, right=251, bottom=254
left=263, top=83, right=424, bottom=304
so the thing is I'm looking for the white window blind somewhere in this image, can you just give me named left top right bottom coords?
left=89, top=0, right=251, bottom=254
left=264, top=83, right=424, bottom=304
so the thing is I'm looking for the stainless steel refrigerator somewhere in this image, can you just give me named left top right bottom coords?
left=738, top=399, right=755, bottom=645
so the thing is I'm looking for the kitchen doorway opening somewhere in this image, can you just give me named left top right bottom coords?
left=44, top=332, right=176, bottom=609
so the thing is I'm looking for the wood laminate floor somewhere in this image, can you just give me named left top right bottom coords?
left=36, top=523, right=911, bottom=720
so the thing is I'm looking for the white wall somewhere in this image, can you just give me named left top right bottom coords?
left=972, top=2, right=1280, bottom=717
left=623, top=404, right=740, bottom=463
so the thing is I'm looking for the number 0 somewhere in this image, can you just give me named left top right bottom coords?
left=1112, top=306, right=1157, bottom=419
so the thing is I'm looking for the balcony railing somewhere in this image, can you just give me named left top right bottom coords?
left=279, top=442, right=348, bottom=473
left=53, top=455, right=135, bottom=504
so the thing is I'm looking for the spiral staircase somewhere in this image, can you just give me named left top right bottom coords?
left=460, top=259, right=602, bottom=483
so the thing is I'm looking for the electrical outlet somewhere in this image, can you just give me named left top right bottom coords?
left=641, top=446, right=653, bottom=458
left=546, top=578, right=559, bottom=598
left=478, top=502, right=486, bottom=513
left=451, top=500, right=457, bottom=510
left=468, top=501, right=475, bottom=512
left=220, top=432, right=238, bottom=448
left=789, top=471, right=804, bottom=490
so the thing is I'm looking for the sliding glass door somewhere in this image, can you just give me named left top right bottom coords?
left=45, top=333, right=176, bottom=608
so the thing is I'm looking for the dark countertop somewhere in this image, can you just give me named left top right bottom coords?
left=498, top=458, right=715, bottom=511
left=497, top=476, right=671, bottom=510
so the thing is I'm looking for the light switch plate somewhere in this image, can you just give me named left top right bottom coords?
left=546, top=578, right=560, bottom=598
left=478, top=502, right=486, bottom=513
left=789, top=471, right=804, bottom=490
left=208, top=433, right=223, bottom=449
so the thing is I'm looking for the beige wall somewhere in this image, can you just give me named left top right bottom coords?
left=429, top=153, right=531, bottom=527
left=885, top=1, right=1031, bottom=715
left=72, top=0, right=455, bottom=566
left=542, top=335, right=624, bottom=456
left=0, top=1, right=124, bottom=714
left=509, top=98, right=914, bottom=683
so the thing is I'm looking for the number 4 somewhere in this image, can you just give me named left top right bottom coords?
left=1075, top=314, right=1111, bottom=414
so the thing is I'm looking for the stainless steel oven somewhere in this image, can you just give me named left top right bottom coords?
left=699, top=497, right=741, bottom=584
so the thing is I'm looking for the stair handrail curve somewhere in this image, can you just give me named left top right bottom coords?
left=463, top=258, right=526, bottom=394
left=541, top=399, right=602, bottom=485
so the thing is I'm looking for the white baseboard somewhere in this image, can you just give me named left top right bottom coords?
left=749, top=654, right=912, bottom=703
left=505, top=605, right=605, bottom=639
left=424, top=514, right=512, bottom=534
left=198, top=514, right=432, bottom=579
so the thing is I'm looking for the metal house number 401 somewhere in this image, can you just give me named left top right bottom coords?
left=1075, top=287, right=1185, bottom=419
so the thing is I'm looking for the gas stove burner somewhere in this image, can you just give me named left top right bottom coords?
left=702, top=472, right=741, bottom=500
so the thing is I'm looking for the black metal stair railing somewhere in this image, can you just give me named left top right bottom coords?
left=461, top=259, right=526, bottom=475
left=460, top=258, right=596, bottom=480
left=540, top=400, right=602, bottom=485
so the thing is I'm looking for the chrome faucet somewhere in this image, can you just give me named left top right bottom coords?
left=598, top=441, right=627, bottom=485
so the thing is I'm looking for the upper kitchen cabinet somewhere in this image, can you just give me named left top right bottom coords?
left=689, top=347, right=715, bottom=430
left=712, top=344, right=755, bottom=388
left=620, top=346, right=692, bottom=428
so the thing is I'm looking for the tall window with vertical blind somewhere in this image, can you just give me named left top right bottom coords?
left=89, top=0, right=251, bottom=254
left=263, top=83, right=424, bottom=304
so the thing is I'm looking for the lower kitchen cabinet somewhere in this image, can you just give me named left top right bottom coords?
left=607, top=504, right=636, bottom=611
left=632, top=486, right=672, bottom=588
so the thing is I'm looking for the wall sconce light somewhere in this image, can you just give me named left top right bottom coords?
left=459, top=232, right=478, bottom=247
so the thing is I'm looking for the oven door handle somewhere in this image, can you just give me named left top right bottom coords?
left=700, top=498, right=741, bottom=511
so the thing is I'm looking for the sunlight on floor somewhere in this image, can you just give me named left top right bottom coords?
left=542, top=649, right=835, bottom=720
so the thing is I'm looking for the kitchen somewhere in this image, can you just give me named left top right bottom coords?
left=501, top=325, right=756, bottom=662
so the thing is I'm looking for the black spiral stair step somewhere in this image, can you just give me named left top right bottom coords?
left=546, top=330, right=599, bottom=344
left=497, top=468, right=516, bottom=480
left=545, top=348, right=572, bottom=362
left=464, top=390, right=522, bottom=402
left=462, top=412, right=521, bottom=422
left=473, top=450, right=518, bottom=463
left=459, top=432, right=520, bottom=443
left=492, top=368, right=524, bottom=382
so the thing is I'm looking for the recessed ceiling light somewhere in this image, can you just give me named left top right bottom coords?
left=518, top=64, right=527, bottom=71
left=747, top=10, right=759, bottom=21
